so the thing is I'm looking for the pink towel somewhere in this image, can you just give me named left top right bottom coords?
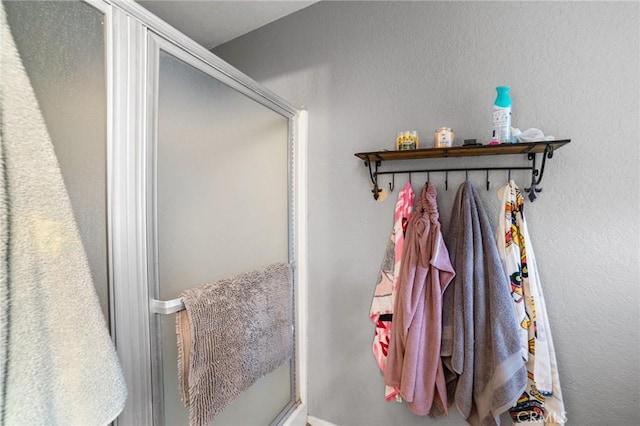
left=384, top=183, right=455, bottom=415
left=370, top=182, right=414, bottom=401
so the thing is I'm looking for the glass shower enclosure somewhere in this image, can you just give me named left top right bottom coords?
left=148, top=38, right=295, bottom=425
left=3, top=0, right=307, bottom=424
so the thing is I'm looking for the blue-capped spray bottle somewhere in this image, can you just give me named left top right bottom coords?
left=491, top=86, right=512, bottom=143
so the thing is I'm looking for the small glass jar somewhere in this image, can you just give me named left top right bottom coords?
left=434, top=127, right=454, bottom=148
left=397, top=130, right=419, bottom=150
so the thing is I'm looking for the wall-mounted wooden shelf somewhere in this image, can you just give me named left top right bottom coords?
left=354, top=140, right=570, bottom=162
left=354, top=140, right=571, bottom=202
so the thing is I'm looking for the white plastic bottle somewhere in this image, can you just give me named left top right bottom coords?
left=492, top=86, right=512, bottom=143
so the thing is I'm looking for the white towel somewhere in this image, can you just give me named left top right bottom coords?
left=0, top=3, right=127, bottom=424
left=496, top=181, right=565, bottom=425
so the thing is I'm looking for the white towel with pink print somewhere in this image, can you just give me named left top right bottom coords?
left=370, top=182, right=414, bottom=401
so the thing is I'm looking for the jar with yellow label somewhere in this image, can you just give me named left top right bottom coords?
left=396, top=131, right=419, bottom=150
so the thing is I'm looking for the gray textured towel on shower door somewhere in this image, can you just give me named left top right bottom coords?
left=176, top=262, right=293, bottom=426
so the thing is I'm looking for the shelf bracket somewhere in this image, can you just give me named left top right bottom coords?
left=364, top=159, right=382, bottom=200
left=525, top=144, right=554, bottom=202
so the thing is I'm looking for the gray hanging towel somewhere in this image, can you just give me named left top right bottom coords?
left=176, top=262, right=293, bottom=426
left=0, top=2, right=127, bottom=424
left=441, top=181, right=526, bottom=426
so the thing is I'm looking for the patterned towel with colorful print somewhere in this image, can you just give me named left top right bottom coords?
left=496, top=181, right=566, bottom=425
left=370, top=181, right=414, bottom=401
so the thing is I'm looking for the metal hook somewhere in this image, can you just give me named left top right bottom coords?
left=486, top=169, right=490, bottom=191
left=409, top=172, right=412, bottom=185
left=445, top=171, right=448, bottom=191
left=508, top=169, right=511, bottom=182
left=427, top=171, right=430, bottom=183
left=465, top=170, right=469, bottom=181
left=389, top=173, right=395, bottom=192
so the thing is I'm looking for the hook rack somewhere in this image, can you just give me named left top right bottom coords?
left=355, top=140, right=570, bottom=201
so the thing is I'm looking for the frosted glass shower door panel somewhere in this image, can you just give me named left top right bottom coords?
left=3, top=1, right=109, bottom=321
left=156, top=50, right=292, bottom=425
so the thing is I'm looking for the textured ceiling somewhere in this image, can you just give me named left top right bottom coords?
left=137, top=0, right=318, bottom=50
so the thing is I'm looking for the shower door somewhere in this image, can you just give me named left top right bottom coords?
left=4, top=1, right=306, bottom=424
left=147, top=34, right=296, bottom=425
